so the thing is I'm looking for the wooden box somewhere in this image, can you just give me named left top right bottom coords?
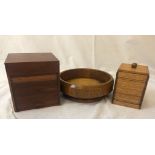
left=5, top=53, right=60, bottom=112
left=112, top=63, right=149, bottom=109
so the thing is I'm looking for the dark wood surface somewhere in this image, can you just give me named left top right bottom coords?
left=5, top=53, right=59, bottom=77
left=60, top=68, right=114, bottom=102
left=5, top=53, right=60, bottom=112
left=5, top=53, right=58, bottom=63
left=112, top=63, right=149, bottom=109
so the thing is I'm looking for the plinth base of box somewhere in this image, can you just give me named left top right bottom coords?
left=113, top=99, right=141, bottom=109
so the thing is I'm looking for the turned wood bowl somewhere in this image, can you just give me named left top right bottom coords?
left=60, top=68, right=114, bottom=102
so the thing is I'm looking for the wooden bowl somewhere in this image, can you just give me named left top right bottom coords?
left=60, top=68, right=114, bottom=102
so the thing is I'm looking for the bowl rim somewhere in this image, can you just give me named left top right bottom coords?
left=60, top=68, right=114, bottom=89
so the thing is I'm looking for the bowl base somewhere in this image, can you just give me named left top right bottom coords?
left=63, top=94, right=105, bottom=103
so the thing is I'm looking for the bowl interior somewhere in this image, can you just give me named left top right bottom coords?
left=60, top=68, right=112, bottom=86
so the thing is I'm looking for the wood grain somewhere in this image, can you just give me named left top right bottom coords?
left=119, top=63, right=149, bottom=75
left=118, top=72, right=148, bottom=82
left=114, top=93, right=141, bottom=105
left=115, top=79, right=145, bottom=97
left=11, top=74, right=57, bottom=83
left=60, top=68, right=114, bottom=102
left=5, top=53, right=60, bottom=112
left=67, top=78, right=101, bottom=87
left=113, top=100, right=141, bottom=109
left=112, top=63, right=149, bottom=109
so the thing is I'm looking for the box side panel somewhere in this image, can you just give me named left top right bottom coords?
left=11, top=74, right=60, bottom=112
left=4, top=64, right=18, bottom=111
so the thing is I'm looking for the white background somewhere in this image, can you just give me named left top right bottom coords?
left=0, top=35, right=155, bottom=119
left=0, top=0, right=155, bottom=155
left=1, top=35, right=155, bottom=72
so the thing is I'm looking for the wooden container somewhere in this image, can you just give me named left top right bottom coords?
left=112, top=63, right=149, bottom=109
left=5, top=53, right=60, bottom=112
left=60, top=68, right=114, bottom=102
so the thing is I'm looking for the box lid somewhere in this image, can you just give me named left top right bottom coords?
left=5, top=53, right=59, bottom=77
left=5, top=53, right=58, bottom=64
left=118, top=63, right=149, bottom=75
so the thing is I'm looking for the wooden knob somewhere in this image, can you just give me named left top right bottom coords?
left=131, top=63, right=137, bottom=69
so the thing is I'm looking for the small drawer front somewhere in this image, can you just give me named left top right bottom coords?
left=10, top=74, right=59, bottom=111
left=114, top=93, right=141, bottom=105
left=115, top=79, right=145, bottom=97
left=118, top=72, right=148, bottom=82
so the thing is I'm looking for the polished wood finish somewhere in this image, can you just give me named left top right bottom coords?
left=5, top=53, right=60, bottom=112
left=60, top=68, right=114, bottom=102
left=118, top=72, right=148, bottom=81
left=67, top=78, right=101, bottom=87
left=118, top=63, right=149, bottom=75
left=11, top=75, right=57, bottom=83
left=112, top=63, right=149, bottom=109
left=113, top=100, right=140, bottom=109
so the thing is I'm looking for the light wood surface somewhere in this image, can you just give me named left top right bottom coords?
left=114, top=93, right=141, bottom=105
left=118, top=72, right=148, bottom=81
left=67, top=78, right=101, bottom=87
left=119, top=63, right=149, bottom=75
left=113, top=100, right=141, bottom=109
left=60, top=68, right=114, bottom=102
left=112, top=63, right=149, bottom=109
